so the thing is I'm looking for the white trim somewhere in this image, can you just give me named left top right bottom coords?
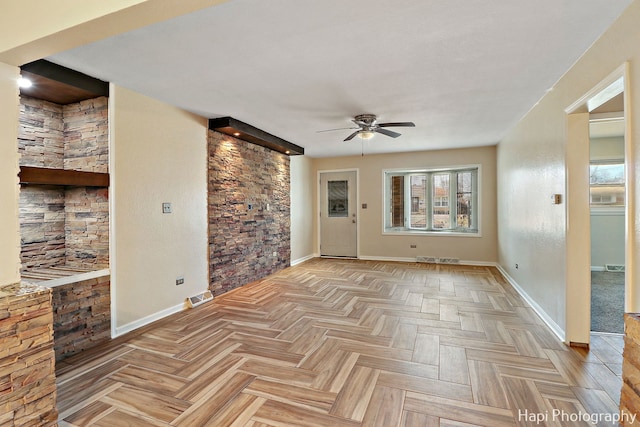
left=496, top=264, right=566, bottom=342
left=591, top=266, right=606, bottom=272
left=40, top=268, right=110, bottom=288
left=382, top=230, right=483, bottom=238
left=358, top=255, right=416, bottom=263
left=587, top=77, right=624, bottom=112
left=590, top=207, right=624, bottom=216
left=382, top=164, right=482, bottom=236
left=358, top=255, right=496, bottom=267
left=113, top=302, right=185, bottom=338
left=291, top=253, right=317, bottom=266
left=565, top=63, right=628, bottom=113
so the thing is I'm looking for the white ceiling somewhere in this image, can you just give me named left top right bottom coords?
left=49, top=0, right=632, bottom=157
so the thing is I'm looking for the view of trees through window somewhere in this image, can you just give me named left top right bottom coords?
left=589, top=162, right=625, bottom=206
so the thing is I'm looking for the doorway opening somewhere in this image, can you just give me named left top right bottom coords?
left=589, top=101, right=626, bottom=334
left=565, top=64, right=631, bottom=345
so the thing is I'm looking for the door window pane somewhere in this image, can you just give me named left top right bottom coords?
left=328, top=180, right=348, bottom=217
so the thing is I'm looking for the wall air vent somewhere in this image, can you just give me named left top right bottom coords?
left=416, top=256, right=460, bottom=264
left=187, top=290, right=213, bottom=308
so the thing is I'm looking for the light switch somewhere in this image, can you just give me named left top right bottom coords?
left=162, top=202, right=172, bottom=213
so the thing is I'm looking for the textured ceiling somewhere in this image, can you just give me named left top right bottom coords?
left=49, top=0, right=632, bottom=157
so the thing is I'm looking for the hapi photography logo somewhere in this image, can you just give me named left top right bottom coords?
left=518, top=409, right=637, bottom=425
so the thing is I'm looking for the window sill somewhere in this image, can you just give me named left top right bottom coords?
left=383, top=229, right=481, bottom=237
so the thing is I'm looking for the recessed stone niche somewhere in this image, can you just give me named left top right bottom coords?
left=18, top=95, right=111, bottom=361
left=18, top=95, right=109, bottom=272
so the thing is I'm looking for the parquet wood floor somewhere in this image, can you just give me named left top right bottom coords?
left=55, top=259, right=623, bottom=426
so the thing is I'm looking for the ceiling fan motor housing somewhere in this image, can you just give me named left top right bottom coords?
left=354, top=114, right=378, bottom=129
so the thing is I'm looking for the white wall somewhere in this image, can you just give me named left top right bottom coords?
left=110, top=85, right=209, bottom=335
left=290, top=155, right=315, bottom=264
left=0, top=62, right=21, bottom=285
left=497, top=1, right=640, bottom=342
left=313, top=146, right=498, bottom=264
left=591, top=211, right=625, bottom=268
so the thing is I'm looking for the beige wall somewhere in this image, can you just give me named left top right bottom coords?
left=497, top=0, right=640, bottom=342
left=0, top=62, right=21, bottom=285
left=110, top=85, right=209, bottom=334
left=290, top=155, right=315, bottom=264
left=313, top=146, right=498, bottom=263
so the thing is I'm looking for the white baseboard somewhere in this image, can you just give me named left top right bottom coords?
left=113, top=302, right=185, bottom=338
left=291, top=253, right=317, bottom=266
left=358, top=255, right=417, bottom=263
left=496, top=265, right=566, bottom=342
left=358, top=255, right=496, bottom=267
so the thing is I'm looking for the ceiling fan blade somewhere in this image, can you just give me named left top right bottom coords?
left=316, top=126, right=359, bottom=133
left=375, top=128, right=401, bottom=138
left=344, top=131, right=360, bottom=141
left=378, top=122, right=415, bottom=128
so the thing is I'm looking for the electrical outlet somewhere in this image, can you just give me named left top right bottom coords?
left=162, top=202, right=172, bottom=214
left=515, top=264, right=519, bottom=269
left=176, top=276, right=184, bottom=286
left=410, top=244, right=417, bottom=249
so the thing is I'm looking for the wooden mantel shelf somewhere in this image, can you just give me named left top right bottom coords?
left=19, top=166, right=109, bottom=187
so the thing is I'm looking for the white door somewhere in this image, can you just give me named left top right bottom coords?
left=320, top=171, right=357, bottom=257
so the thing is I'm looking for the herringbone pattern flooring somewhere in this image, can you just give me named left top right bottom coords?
left=56, top=259, right=623, bottom=426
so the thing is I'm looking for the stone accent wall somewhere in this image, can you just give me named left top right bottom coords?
left=52, top=275, right=111, bottom=361
left=208, top=131, right=291, bottom=296
left=19, top=186, right=66, bottom=270
left=18, top=95, right=109, bottom=271
left=0, top=282, right=58, bottom=425
left=18, top=96, right=64, bottom=168
left=622, top=313, right=640, bottom=424
left=65, top=187, right=110, bottom=269
left=63, top=97, right=109, bottom=173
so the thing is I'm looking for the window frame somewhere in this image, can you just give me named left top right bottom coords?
left=383, top=165, right=481, bottom=237
left=589, top=159, right=625, bottom=209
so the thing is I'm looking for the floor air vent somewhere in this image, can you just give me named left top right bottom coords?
left=416, top=256, right=460, bottom=264
left=187, top=290, right=213, bottom=308
left=605, top=264, right=625, bottom=272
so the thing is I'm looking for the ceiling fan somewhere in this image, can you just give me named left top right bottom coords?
left=318, top=114, right=415, bottom=141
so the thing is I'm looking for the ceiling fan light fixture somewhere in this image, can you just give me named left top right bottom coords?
left=359, top=130, right=375, bottom=140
